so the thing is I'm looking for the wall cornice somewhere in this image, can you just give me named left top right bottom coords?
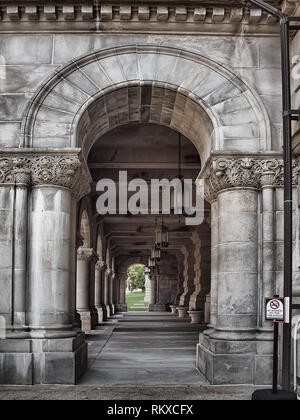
left=0, top=2, right=282, bottom=34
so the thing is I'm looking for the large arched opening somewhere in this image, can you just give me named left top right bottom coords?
left=5, top=44, right=275, bottom=386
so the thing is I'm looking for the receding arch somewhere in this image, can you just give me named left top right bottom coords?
left=21, top=45, right=271, bottom=167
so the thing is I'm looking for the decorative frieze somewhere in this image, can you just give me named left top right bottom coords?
left=0, top=151, right=91, bottom=200
left=203, top=156, right=300, bottom=202
left=0, top=4, right=279, bottom=27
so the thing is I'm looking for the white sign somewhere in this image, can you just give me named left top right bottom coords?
left=265, top=297, right=285, bottom=323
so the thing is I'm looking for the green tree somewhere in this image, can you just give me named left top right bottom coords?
left=128, top=264, right=145, bottom=291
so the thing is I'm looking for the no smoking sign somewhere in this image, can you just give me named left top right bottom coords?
left=265, top=297, right=290, bottom=323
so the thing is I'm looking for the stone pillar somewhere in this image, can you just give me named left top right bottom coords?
left=0, top=151, right=90, bottom=385
left=148, top=275, right=157, bottom=310
left=94, top=260, right=106, bottom=323
left=144, top=273, right=151, bottom=302
left=197, top=156, right=294, bottom=386
left=207, top=199, right=219, bottom=332
left=258, top=173, right=276, bottom=340
left=179, top=241, right=195, bottom=307
left=76, top=246, right=94, bottom=331
left=212, top=188, right=259, bottom=340
left=104, top=268, right=112, bottom=317
left=174, top=254, right=184, bottom=306
left=110, top=272, right=116, bottom=315
left=13, top=168, right=31, bottom=328
left=116, top=273, right=128, bottom=312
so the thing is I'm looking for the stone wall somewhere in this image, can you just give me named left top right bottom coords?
left=0, top=32, right=280, bottom=154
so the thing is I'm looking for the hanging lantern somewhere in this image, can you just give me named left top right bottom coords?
left=144, top=266, right=151, bottom=275
left=151, top=246, right=161, bottom=262
left=148, top=256, right=156, bottom=268
left=155, top=222, right=169, bottom=249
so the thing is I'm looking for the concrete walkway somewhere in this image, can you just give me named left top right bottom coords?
left=0, top=312, right=256, bottom=399
left=79, top=312, right=208, bottom=387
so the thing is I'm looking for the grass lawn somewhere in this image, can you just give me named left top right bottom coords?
left=126, top=291, right=149, bottom=311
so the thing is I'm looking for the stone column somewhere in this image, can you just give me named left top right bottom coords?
left=110, top=271, right=116, bottom=315
left=148, top=275, right=157, bottom=311
left=13, top=168, right=31, bottom=328
left=104, top=268, right=112, bottom=318
left=28, top=153, right=90, bottom=384
left=0, top=160, right=31, bottom=332
left=212, top=188, right=258, bottom=341
left=116, top=273, right=128, bottom=312
left=258, top=171, right=276, bottom=340
left=206, top=199, right=219, bottom=332
left=0, top=151, right=91, bottom=385
left=174, top=254, right=184, bottom=306
left=179, top=241, right=196, bottom=308
left=94, top=260, right=106, bottom=323
left=76, top=246, right=94, bottom=331
left=197, top=156, right=292, bottom=386
left=144, top=273, right=151, bottom=302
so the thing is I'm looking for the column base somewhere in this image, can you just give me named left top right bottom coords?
left=95, top=306, right=105, bottom=323
left=116, top=304, right=128, bottom=312
left=0, top=333, right=87, bottom=385
left=196, top=332, right=273, bottom=385
left=78, top=310, right=92, bottom=332
left=148, top=304, right=167, bottom=312
left=106, top=305, right=112, bottom=318
left=91, top=307, right=99, bottom=329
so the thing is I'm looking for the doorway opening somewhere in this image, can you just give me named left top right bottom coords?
left=126, top=264, right=148, bottom=311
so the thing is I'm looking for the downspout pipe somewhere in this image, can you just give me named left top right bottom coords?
left=248, top=0, right=292, bottom=391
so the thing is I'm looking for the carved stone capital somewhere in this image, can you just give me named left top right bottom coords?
left=203, top=156, right=300, bottom=202
left=105, top=268, right=112, bottom=277
left=95, top=260, right=106, bottom=272
left=0, top=156, right=31, bottom=185
left=77, top=246, right=94, bottom=261
left=0, top=151, right=91, bottom=200
left=31, top=155, right=90, bottom=200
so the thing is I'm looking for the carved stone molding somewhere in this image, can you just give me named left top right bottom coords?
left=203, top=156, right=300, bottom=202
left=77, top=247, right=94, bottom=261
left=0, top=3, right=279, bottom=28
left=0, top=151, right=91, bottom=200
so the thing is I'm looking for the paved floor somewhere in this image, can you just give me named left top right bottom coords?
left=80, top=312, right=208, bottom=387
left=0, top=312, right=256, bottom=400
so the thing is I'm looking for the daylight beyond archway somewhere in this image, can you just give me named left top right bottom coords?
left=126, top=264, right=148, bottom=312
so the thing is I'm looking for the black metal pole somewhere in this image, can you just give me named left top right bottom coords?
left=248, top=0, right=293, bottom=391
left=273, top=322, right=279, bottom=394
left=280, top=18, right=293, bottom=391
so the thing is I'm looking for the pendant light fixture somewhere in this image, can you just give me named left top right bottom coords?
left=155, top=217, right=169, bottom=249
left=151, top=246, right=161, bottom=262
left=148, top=256, right=156, bottom=269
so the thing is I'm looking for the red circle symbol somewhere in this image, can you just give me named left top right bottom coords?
left=270, top=300, right=280, bottom=310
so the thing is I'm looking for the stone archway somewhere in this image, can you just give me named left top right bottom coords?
left=1, top=44, right=284, bottom=387
left=116, top=256, right=148, bottom=312
left=21, top=45, right=271, bottom=160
